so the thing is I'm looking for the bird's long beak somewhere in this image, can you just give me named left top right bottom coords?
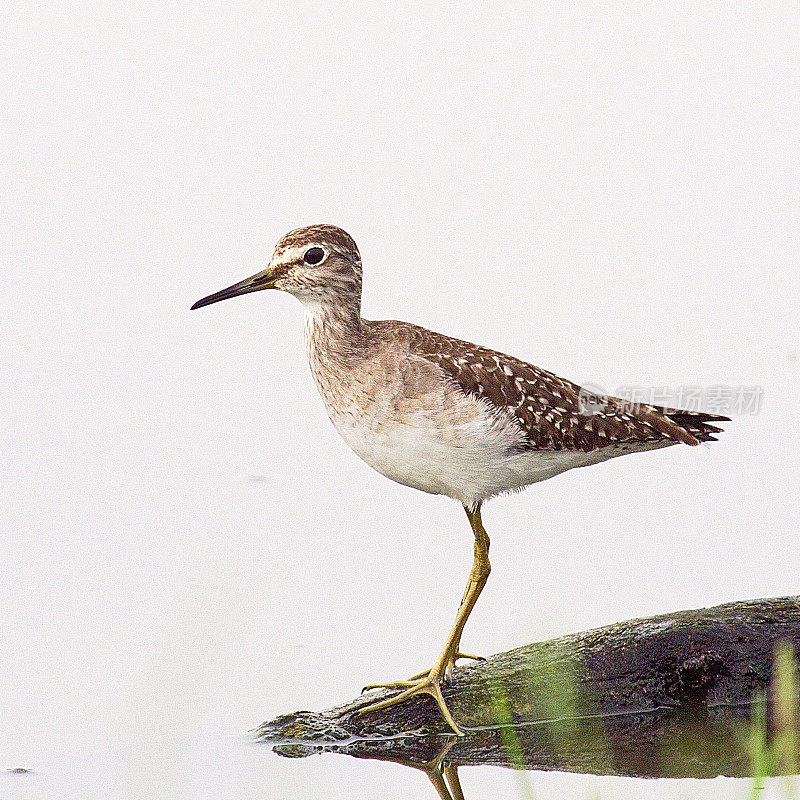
left=191, top=268, right=277, bottom=310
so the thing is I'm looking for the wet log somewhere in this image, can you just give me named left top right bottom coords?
left=257, top=597, right=800, bottom=779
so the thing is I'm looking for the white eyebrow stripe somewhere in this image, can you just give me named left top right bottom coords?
left=274, top=244, right=361, bottom=271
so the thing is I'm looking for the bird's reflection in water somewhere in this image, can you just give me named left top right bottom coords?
left=357, top=740, right=466, bottom=800
left=263, top=701, right=789, bottom=799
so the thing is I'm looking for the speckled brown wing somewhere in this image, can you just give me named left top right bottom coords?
left=399, top=324, right=728, bottom=452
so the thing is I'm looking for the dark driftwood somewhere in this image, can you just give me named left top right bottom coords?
left=257, top=597, right=800, bottom=779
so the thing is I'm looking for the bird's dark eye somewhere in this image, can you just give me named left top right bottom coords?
left=303, top=247, right=325, bottom=265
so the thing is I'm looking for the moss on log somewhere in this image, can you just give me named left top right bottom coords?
left=257, top=597, right=800, bottom=779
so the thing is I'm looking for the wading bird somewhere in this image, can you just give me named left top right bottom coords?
left=192, top=225, right=728, bottom=734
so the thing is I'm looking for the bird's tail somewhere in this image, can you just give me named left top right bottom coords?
left=655, top=408, right=730, bottom=443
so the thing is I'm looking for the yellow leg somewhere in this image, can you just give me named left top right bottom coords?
left=359, top=505, right=491, bottom=735
left=443, top=764, right=465, bottom=800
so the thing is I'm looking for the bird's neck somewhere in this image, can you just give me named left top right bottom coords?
left=302, top=297, right=367, bottom=371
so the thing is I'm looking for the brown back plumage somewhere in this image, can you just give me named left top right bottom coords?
left=398, top=324, right=728, bottom=452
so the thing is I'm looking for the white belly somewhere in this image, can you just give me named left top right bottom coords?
left=325, top=402, right=606, bottom=508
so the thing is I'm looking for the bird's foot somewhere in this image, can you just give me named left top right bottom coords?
left=361, top=650, right=481, bottom=692
left=406, top=652, right=485, bottom=682
left=359, top=668, right=464, bottom=736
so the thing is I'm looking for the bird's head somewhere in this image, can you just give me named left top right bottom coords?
left=191, top=224, right=362, bottom=311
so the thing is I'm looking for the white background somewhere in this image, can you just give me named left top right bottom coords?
left=3, top=3, right=799, bottom=799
